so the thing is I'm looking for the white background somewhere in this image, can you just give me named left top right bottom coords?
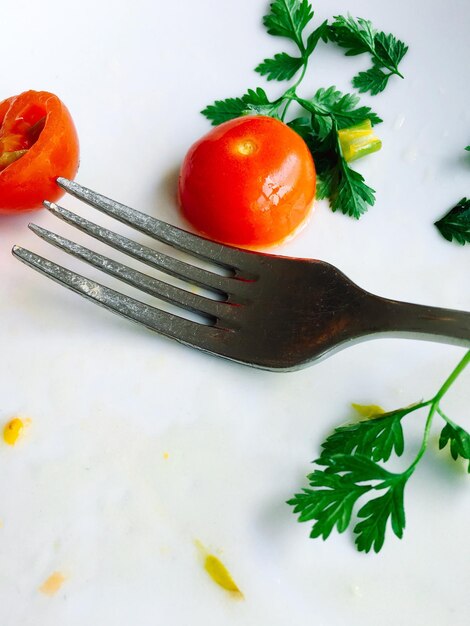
left=0, top=1, right=469, bottom=624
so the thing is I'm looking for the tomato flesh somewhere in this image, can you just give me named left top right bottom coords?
left=178, top=115, right=316, bottom=247
left=0, top=90, right=79, bottom=213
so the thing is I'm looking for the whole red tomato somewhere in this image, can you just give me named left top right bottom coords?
left=0, top=90, right=79, bottom=214
left=178, top=115, right=316, bottom=247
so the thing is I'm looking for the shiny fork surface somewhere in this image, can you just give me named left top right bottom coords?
left=12, top=178, right=470, bottom=371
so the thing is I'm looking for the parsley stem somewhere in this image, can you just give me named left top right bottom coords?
left=280, top=59, right=309, bottom=122
left=437, top=406, right=452, bottom=423
left=406, top=350, right=470, bottom=475
left=407, top=405, right=437, bottom=474
left=378, top=62, right=403, bottom=79
left=433, top=350, right=470, bottom=404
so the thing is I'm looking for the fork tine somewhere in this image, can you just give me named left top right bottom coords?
left=29, top=224, right=229, bottom=321
left=11, top=245, right=226, bottom=352
left=44, top=201, right=247, bottom=298
left=56, top=177, right=257, bottom=274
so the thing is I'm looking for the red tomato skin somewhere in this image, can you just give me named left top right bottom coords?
left=178, top=115, right=316, bottom=247
left=0, top=90, right=79, bottom=214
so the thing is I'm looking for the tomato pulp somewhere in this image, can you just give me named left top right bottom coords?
left=178, top=115, right=316, bottom=247
left=0, top=90, right=79, bottom=214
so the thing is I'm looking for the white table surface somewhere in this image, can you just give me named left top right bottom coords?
left=1, top=1, right=469, bottom=624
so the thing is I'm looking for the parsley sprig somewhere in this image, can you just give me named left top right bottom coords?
left=288, top=350, right=470, bottom=553
left=328, top=15, right=408, bottom=95
left=435, top=198, right=470, bottom=245
left=202, top=1, right=407, bottom=220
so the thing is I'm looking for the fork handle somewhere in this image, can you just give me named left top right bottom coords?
left=367, top=295, right=470, bottom=347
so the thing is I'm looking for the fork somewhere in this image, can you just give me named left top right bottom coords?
left=12, top=178, right=470, bottom=371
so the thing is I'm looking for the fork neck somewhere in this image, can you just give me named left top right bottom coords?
left=363, top=294, right=470, bottom=347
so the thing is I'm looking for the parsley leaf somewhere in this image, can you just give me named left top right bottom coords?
left=305, top=20, right=329, bottom=55
left=255, top=52, right=304, bottom=81
left=375, top=31, right=408, bottom=68
left=289, top=351, right=470, bottom=553
left=353, top=65, right=392, bottom=96
left=288, top=110, right=377, bottom=218
left=330, top=154, right=376, bottom=219
left=298, top=87, right=382, bottom=129
left=320, top=407, right=413, bottom=463
left=329, top=15, right=408, bottom=95
left=201, top=97, right=250, bottom=126
left=201, top=88, right=281, bottom=125
left=434, top=198, right=470, bottom=245
left=288, top=466, right=371, bottom=539
left=315, top=166, right=337, bottom=201
left=263, top=0, right=313, bottom=51
left=256, top=4, right=327, bottom=82
left=289, top=454, right=407, bottom=549
left=439, top=421, right=470, bottom=471
left=328, top=15, right=376, bottom=56
left=354, top=475, right=407, bottom=553
left=331, top=164, right=374, bottom=217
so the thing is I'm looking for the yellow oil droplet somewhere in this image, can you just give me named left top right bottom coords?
left=163, top=452, right=169, bottom=460
left=237, top=140, right=257, bottom=156
left=352, top=403, right=385, bottom=419
left=3, top=417, right=25, bottom=445
left=195, top=540, right=243, bottom=597
left=39, top=572, right=66, bottom=596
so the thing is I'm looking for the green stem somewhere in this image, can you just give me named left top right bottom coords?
left=280, top=58, right=309, bottom=122
left=436, top=406, right=452, bottom=423
left=405, top=350, right=470, bottom=476
left=406, top=405, right=437, bottom=476
left=433, top=350, right=470, bottom=403
left=378, top=60, right=404, bottom=79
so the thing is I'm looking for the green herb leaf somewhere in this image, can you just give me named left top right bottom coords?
left=263, top=0, right=314, bottom=51
left=352, top=65, right=391, bottom=95
left=201, top=97, right=249, bottom=126
left=288, top=113, right=377, bottom=217
left=330, top=157, right=376, bottom=219
left=316, top=166, right=337, bottom=200
left=354, top=476, right=407, bottom=553
left=434, top=198, right=470, bottom=245
left=290, top=352, right=470, bottom=554
left=201, top=88, right=280, bottom=125
left=255, top=52, right=304, bottom=81
left=305, top=20, right=329, bottom=55
left=288, top=470, right=371, bottom=539
left=299, top=87, right=382, bottom=129
left=289, top=454, right=406, bottom=550
left=439, top=421, right=470, bottom=471
left=328, top=15, right=376, bottom=56
left=320, top=407, right=411, bottom=463
left=329, top=15, right=407, bottom=95
left=374, top=31, right=408, bottom=68
left=465, top=146, right=470, bottom=152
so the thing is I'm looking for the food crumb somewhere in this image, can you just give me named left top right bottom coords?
left=195, top=540, right=243, bottom=597
left=39, top=572, right=66, bottom=596
left=351, top=404, right=385, bottom=419
left=3, top=417, right=26, bottom=445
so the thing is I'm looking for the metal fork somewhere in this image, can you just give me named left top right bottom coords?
left=12, top=178, right=470, bottom=371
